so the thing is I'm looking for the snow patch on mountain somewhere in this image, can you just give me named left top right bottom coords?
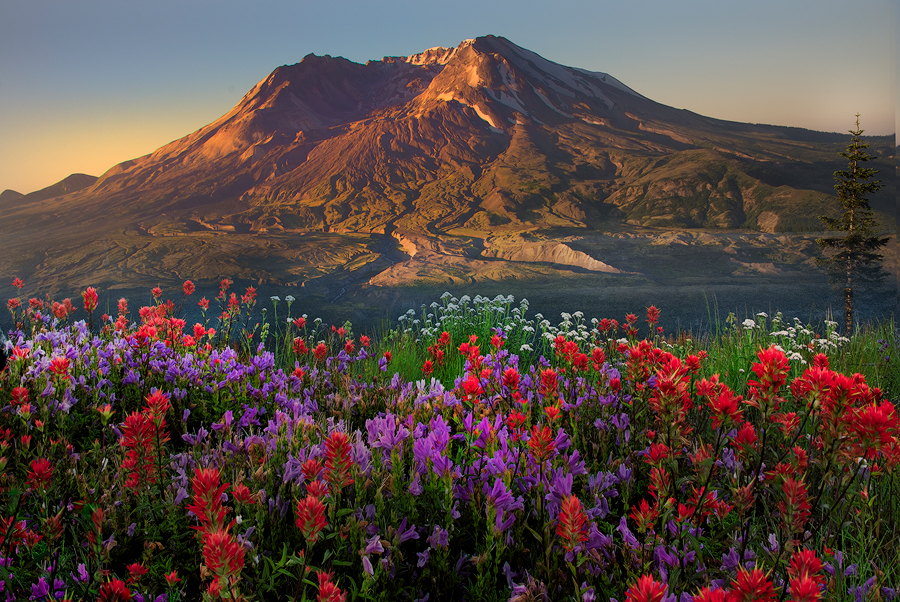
left=572, top=68, right=645, bottom=98
left=532, top=87, right=572, bottom=118
left=484, top=88, right=527, bottom=114
left=492, top=37, right=640, bottom=103
left=437, top=93, right=504, bottom=132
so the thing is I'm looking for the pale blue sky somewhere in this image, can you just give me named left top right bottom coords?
left=1, top=0, right=895, bottom=194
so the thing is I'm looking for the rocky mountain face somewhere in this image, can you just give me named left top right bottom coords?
left=1, top=36, right=894, bottom=306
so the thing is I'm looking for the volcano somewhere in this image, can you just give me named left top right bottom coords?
left=1, top=36, right=894, bottom=305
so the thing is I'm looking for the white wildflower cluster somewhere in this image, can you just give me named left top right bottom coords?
left=537, top=309, right=596, bottom=345
left=396, top=293, right=537, bottom=349
left=737, top=311, right=849, bottom=366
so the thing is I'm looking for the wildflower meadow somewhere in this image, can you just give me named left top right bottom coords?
left=1, top=277, right=899, bottom=601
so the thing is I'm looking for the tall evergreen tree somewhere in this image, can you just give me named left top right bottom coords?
left=816, top=114, right=889, bottom=334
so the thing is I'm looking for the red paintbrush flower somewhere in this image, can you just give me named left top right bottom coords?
left=186, top=467, right=230, bottom=533
left=506, top=410, right=527, bottom=441
left=126, top=562, right=148, bottom=584
left=324, top=431, right=354, bottom=492
left=182, top=280, right=195, bottom=296
left=557, top=494, right=589, bottom=552
left=732, top=422, right=758, bottom=457
left=629, top=498, right=659, bottom=532
left=729, top=567, right=777, bottom=602
left=301, top=458, right=323, bottom=482
left=11, top=387, right=28, bottom=406
left=544, top=405, right=561, bottom=422
left=461, top=373, right=483, bottom=401
left=624, top=574, right=668, bottom=602
left=747, top=346, right=790, bottom=416
left=788, top=549, right=825, bottom=590
left=98, top=578, right=132, bottom=602
left=708, top=385, right=744, bottom=430
left=232, top=483, right=256, bottom=505
left=144, top=390, right=171, bottom=429
left=528, top=424, right=556, bottom=466
left=202, top=528, right=245, bottom=578
left=779, top=476, right=811, bottom=535
left=120, top=412, right=156, bottom=491
left=539, top=368, right=558, bottom=399
left=26, top=458, right=53, bottom=492
left=316, top=570, right=347, bottom=602
left=0, top=517, right=26, bottom=551
left=788, top=575, right=822, bottom=602
left=49, top=356, right=70, bottom=378
left=82, top=287, right=98, bottom=313
left=852, top=400, right=898, bottom=458
left=692, top=586, right=727, bottom=602
left=296, top=495, right=328, bottom=544
left=645, top=443, right=670, bottom=466
left=591, top=346, right=606, bottom=370
left=307, top=480, right=329, bottom=499
left=502, top=367, right=520, bottom=390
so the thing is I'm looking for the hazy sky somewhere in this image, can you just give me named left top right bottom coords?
left=1, top=0, right=895, bottom=194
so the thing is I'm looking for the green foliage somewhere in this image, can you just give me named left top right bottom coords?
left=816, top=114, right=890, bottom=334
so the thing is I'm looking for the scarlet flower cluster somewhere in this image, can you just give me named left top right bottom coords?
left=296, top=495, right=328, bottom=544
left=324, top=430, right=355, bottom=492
left=527, top=424, right=555, bottom=466
left=82, top=286, right=98, bottom=313
left=553, top=335, right=588, bottom=371
left=556, top=494, right=589, bottom=552
left=186, top=467, right=245, bottom=598
left=26, top=458, right=53, bottom=492
left=120, top=390, right=170, bottom=491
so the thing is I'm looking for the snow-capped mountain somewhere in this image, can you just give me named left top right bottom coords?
left=2, top=36, right=891, bottom=299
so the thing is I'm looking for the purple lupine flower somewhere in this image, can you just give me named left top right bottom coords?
left=617, top=516, right=639, bottom=549
left=762, top=532, right=779, bottom=555
left=486, top=477, right=522, bottom=513
left=427, top=525, right=449, bottom=549
left=544, top=470, right=574, bottom=518
left=362, top=556, right=374, bottom=576
left=432, top=454, right=453, bottom=478
left=30, top=577, right=50, bottom=600
left=494, top=507, right=516, bottom=534
left=417, top=549, right=430, bottom=567
left=364, top=534, right=384, bottom=555
left=824, top=550, right=857, bottom=577
left=566, top=449, right=587, bottom=476
left=173, top=487, right=189, bottom=505
left=851, top=577, right=877, bottom=602
left=409, top=473, right=423, bottom=496
left=396, top=518, right=418, bottom=543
